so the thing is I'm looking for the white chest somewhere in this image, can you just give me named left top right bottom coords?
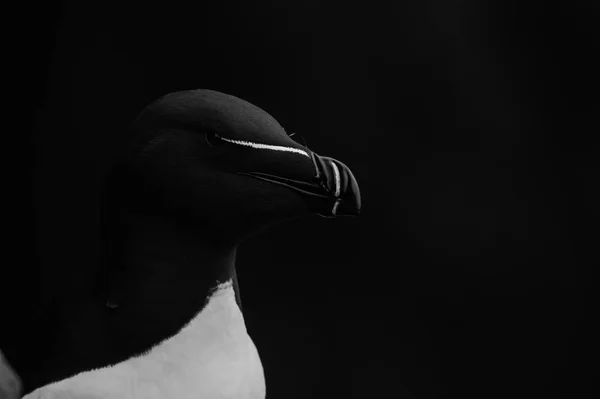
left=24, top=280, right=266, bottom=399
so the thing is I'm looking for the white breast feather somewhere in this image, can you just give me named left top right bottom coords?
left=23, top=280, right=266, bottom=399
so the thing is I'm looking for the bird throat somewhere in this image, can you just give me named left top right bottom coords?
left=103, top=211, right=242, bottom=312
left=26, top=212, right=256, bottom=396
left=98, top=212, right=245, bottom=360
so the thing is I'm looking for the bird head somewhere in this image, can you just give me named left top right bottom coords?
left=107, top=89, right=361, bottom=245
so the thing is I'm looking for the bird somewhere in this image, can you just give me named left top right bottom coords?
left=21, top=89, right=361, bottom=399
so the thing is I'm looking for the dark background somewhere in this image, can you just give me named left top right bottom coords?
left=3, top=0, right=598, bottom=398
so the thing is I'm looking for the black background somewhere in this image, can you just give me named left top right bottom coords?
left=3, top=0, right=598, bottom=398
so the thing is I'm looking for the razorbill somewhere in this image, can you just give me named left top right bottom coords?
left=22, top=89, right=361, bottom=399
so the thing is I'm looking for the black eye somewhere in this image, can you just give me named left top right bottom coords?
left=205, top=132, right=224, bottom=147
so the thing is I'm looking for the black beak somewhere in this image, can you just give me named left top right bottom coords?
left=237, top=152, right=361, bottom=218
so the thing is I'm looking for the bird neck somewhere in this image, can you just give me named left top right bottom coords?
left=93, top=212, right=241, bottom=358
left=30, top=280, right=265, bottom=399
left=34, top=214, right=245, bottom=389
left=106, top=211, right=239, bottom=308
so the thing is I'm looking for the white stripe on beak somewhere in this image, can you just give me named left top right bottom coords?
left=219, top=136, right=311, bottom=158
left=330, top=161, right=341, bottom=197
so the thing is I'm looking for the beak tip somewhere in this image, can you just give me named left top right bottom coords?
left=337, top=166, right=361, bottom=217
left=333, top=199, right=361, bottom=217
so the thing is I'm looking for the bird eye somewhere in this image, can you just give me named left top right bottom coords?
left=205, top=132, right=224, bottom=147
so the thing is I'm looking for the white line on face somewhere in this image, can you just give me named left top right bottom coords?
left=219, top=136, right=311, bottom=158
